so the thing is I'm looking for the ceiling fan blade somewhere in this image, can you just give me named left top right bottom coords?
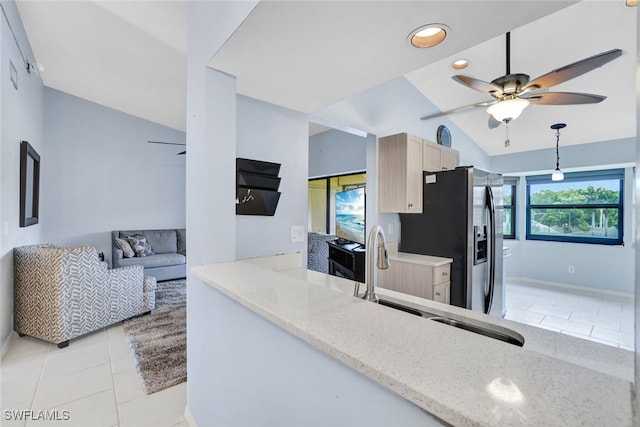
left=177, top=151, right=186, bottom=155
left=147, top=140, right=186, bottom=146
left=524, top=91, right=606, bottom=105
left=452, top=75, right=503, bottom=96
left=421, top=100, right=495, bottom=121
left=523, top=48, right=622, bottom=91
left=488, top=115, right=502, bottom=129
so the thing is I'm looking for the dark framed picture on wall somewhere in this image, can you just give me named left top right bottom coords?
left=19, top=140, right=40, bottom=227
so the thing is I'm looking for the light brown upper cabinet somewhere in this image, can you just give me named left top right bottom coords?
left=423, top=139, right=460, bottom=172
left=378, top=133, right=423, bottom=213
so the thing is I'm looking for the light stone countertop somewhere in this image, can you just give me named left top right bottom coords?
left=387, top=251, right=453, bottom=267
left=191, top=254, right=633, bottom=427
left=384, top=242, right=453, bottom=266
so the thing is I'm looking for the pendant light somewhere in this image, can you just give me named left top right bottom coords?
left=550, top=123, right=566, bottom=181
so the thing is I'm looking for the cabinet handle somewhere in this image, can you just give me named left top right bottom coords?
left=408, top=203, right=413, bottom=208
left=436, top=292, right=441, bottom=296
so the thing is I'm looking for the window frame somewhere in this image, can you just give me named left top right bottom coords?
left=502, top=177, right=517, bottom=240
left=525, top=169, right=624, bottom=245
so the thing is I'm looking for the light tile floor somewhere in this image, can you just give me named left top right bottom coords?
left=504, top=281, right=635, bottom=351
left=1, top=324, right=187, bottom=427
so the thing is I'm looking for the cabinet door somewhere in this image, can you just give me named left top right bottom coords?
left=422, top=140, right=443, bottom=172
left=378, top=133, right=423, bottom=213
left=433, top=264, right=450, bottom=285
left=405, top=136, right=423, bottom=213
left=433, top=282, right=450, bottom=304
left=442, top=147, right=460, bottom=171
left=378, top=261, right=434, bottom=299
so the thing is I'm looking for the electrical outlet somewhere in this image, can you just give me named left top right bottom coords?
left=290, top=226, right=305, bottom=243
left=568, top=265, right=575, bottom=274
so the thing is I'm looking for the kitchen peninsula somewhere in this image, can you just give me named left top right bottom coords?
left=189, top=253, right=633, bottom=427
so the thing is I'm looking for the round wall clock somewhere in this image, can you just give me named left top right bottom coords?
left=437, top=125, right=451, bottom=147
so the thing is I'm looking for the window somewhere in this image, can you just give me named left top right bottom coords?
left=503, top=178, right=517, bottom=240
left=308, top=172, right=366, bottom=234
left=526, top=169, right=624, bottom=245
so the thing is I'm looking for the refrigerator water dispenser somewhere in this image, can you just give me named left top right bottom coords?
left=474, top=225, right=487, bottom=265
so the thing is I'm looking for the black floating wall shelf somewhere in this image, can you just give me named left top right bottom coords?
left=236, top=158, right=281, bottom=216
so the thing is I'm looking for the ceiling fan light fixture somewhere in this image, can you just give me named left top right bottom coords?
left=409, top=24, right=447, bottom=48
left=486, top=98, right=530, bottom=122
left=452, top=59, right=469, bottom=70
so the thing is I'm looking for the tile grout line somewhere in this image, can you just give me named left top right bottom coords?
left=107, top=325, right=124, bottom=426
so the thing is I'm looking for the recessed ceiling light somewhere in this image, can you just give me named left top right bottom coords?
left=626, top=0, right=638, bottom=7
left=409, top=24, right=447, bottom=48
left=452, top=59, right=469, bottom=70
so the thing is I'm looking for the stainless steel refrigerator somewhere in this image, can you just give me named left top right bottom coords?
left=399, top=167, right=504, bottom=317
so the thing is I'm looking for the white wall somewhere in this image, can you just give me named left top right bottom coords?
left=236, top=95, right=308, bottom=260
left=312, top=76, right=491, bottom=170
left=308, top=128, right=367, bottom=178
left=0, top=1, right=44, bottom=352
left=41, top=88, right=186, bottom=264
left=633, top=7, right=639, bottom=417
left=188, top=277, right=442, bottom=427
left=185, top=1, right=257, bottom=425
left=492, top=141, right=635, bottom=295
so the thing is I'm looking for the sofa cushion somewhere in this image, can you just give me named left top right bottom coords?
left=115, top=238, right=135, bottom=258
left=127, top=235, right=154, bottom=257
left=118, top=253, right=186, bottom=269
left=176, top=229, right=186, bottom=256
left=142, top=230, right=177, bottom=254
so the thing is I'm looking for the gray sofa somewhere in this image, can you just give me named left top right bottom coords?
left=112, top=229, right=186, bottom=281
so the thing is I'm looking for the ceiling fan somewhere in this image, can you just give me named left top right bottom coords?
left=420, top=32, right=622, bottom=129
left=148, top=140, right=186, bottom=155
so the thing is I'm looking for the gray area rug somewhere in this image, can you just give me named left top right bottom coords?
left=123, top=279, right=186, bottom=394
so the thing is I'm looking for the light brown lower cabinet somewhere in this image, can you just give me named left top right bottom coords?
left=378, top=260, right=451, bottom=304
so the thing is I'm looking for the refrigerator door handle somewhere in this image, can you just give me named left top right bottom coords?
left=485, top=185, right=496, bottom=314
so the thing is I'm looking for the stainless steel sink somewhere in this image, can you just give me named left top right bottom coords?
left=375, top=298, right=525, bottom=347
left=429, top=316, right=524, bottom=347
left=377, top=298, right=436, bottom=317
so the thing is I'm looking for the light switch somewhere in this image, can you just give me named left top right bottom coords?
left=290, top=226, right=305, bottom=243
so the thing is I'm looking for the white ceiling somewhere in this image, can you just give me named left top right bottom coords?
left=406, top=1, right=637, bottom=156
left=16, top=0, right=187, bottom=131
left=209, top=1, right=574, bottom=114
left=15, top=1, right=637, bottom=158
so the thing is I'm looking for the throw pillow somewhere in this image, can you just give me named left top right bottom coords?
left=115, top=237, right=135, bottom=258
left=127, top=235, right=154, bottom=257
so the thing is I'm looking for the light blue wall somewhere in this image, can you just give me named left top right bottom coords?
left=309, top=129, right=367, bottom=178
left=236, top=95, right=308, bottom=260
left=0, top=0, right=44, bottom=353
left=491, top=138, right=635, bottom=174
left=492, top=139, right=635, bottom=295
left=312, top=76, right=491, bottom=170
left=41, top=88, right=186, bottom=262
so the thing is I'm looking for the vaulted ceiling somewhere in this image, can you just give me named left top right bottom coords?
left=16, top=1, right=637, bottom=157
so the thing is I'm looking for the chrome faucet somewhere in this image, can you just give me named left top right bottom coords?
left=363, top=225, right=390, bottom=302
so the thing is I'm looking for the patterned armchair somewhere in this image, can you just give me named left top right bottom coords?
left=14, top=244, right=157, bottom=348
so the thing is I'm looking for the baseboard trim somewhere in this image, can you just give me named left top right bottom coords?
left=184, top=405, right=197, bottom=427
left=507, top=277, right=634, bottom=299
left=1, top=331, right=18, bottom=360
